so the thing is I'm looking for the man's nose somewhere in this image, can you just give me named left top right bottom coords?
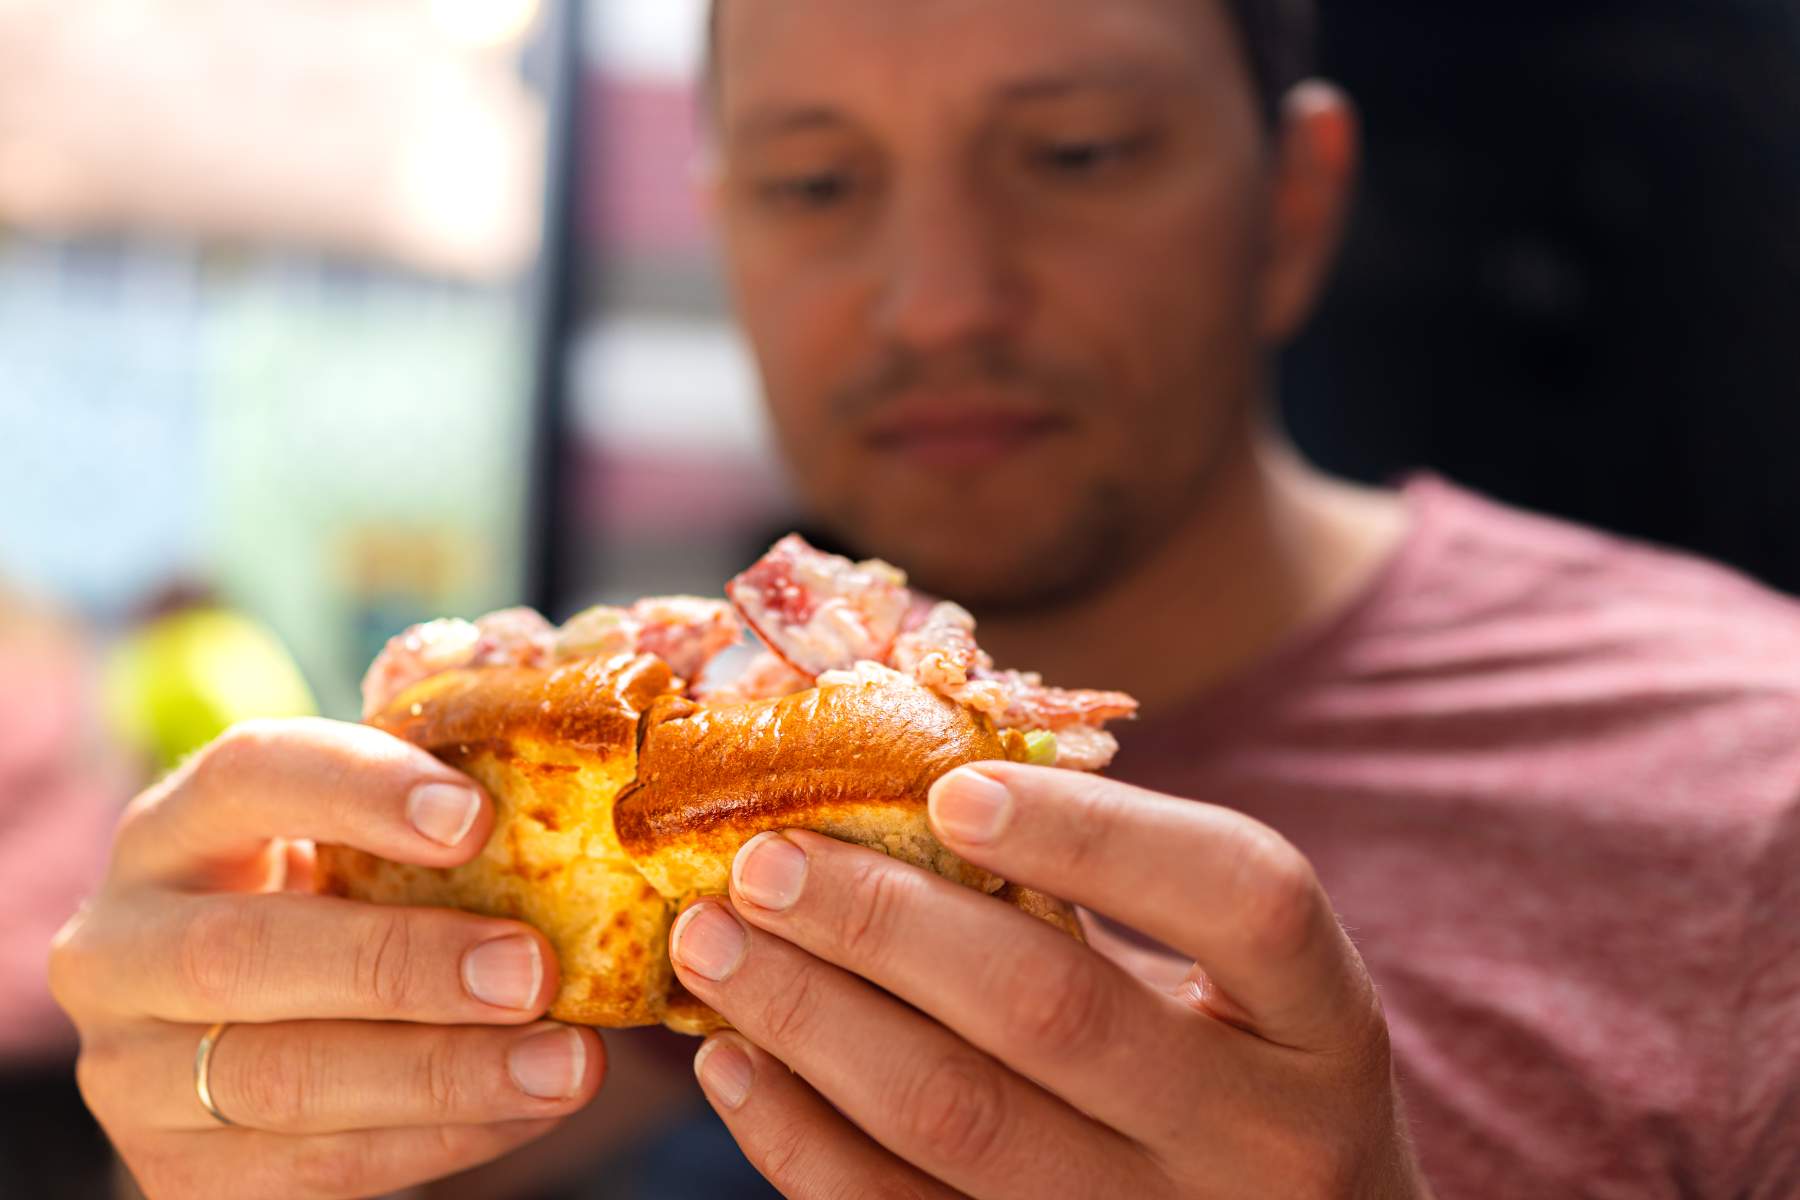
left=873, top=181, right=1023, bottom=354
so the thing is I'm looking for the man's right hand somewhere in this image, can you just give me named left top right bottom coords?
left=49, top=718, right=604, bottom=1199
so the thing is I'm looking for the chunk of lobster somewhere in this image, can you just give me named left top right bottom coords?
left=362, top=608, right=555, bottom=718
left=693, top=649, right=814, bottom=706
left=365, top=600, right=741, bottom=718
left=558, top=598, right=742, bottom=684
left=726, top=535, right=911, bottom=678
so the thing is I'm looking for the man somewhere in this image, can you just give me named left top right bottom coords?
left=50, top=1, right=1799, bottom=1197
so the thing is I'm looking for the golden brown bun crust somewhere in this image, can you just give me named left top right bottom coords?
left=319, top=743, right=675, bottom=1027
left=659, top=977, right=732, bottom=1037
left=993, top=884, right=1085, bottom=940
left=364, top=653, right=674, bottom=755
left=616, top=678, right=1009, bottom=898
left=318, top=655, right=1083, bottom=1033
left=320, top=654, right=680, bottom=1026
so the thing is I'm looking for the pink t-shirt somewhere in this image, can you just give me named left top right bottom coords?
left=1097, top=477, right=1799, bottom=1200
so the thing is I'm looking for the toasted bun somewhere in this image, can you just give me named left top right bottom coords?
left=616, top=675, right=1009, bottom=899
left=319, top=655, right=679, bottom=1026
left=316, top=655, right=1081, bottom=1033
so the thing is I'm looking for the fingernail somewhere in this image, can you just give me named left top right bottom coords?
left=508, top=1026, right=585, bottom=1100
left=693, top=1037, right=753, bottom=1110
left=670, top=903, right=746, bottom=982
left=930, top=769, right=1013, bottom=845
left=732, top=833, right=808, bottom=911
left=408, top=782, right=482, bottom=847
left=463, top=936, right=543, bottom=1010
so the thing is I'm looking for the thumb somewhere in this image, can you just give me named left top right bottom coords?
left=929, top=762, right=1382, bottom=1053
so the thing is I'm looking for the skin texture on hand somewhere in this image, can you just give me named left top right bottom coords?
left=48, top=718, right=608, bottom=1200
left=672, top=763, right=1434, bottom=1199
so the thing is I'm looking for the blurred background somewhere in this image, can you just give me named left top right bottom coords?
left=2, top=1, right=1796, bottom=1196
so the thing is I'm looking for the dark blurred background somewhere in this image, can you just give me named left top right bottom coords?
left=1285, top=0, right=1800, bottom=593
left=2, top=1, right=1797, bottom=1196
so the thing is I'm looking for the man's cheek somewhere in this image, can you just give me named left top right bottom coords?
left=751, top=309, right=837, bottom=442
left=767, top=396, right=861, bottom=514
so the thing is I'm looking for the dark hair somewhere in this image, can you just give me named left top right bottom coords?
left=1223, top=0, right=1318, bottom=127
left=704, top=0, right=1318, bottom=132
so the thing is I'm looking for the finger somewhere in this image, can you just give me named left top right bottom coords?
left=65, top=891, right=557, bottom=1024
left=728, top=831, right=1207, bottom=1137
left=280, top=839, right=317, bottom=894
left=929, top=764, right=1377, bottom=1052
left=670, top=902, right=1158, bottom=1200
left=112, top=717, right=492, bottom=888
left=126, top=1119, right=560, bottom=1200
left=692, top=1034, right=965, bottom=1200
left=89, top=1020, right=599, bottom=1134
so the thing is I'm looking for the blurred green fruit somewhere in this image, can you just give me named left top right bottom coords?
left=104, top=607, right=317, bottom=774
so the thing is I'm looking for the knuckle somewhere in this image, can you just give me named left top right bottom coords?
left=111, top=792, right=157, bottom=847
left=1222, top=823, right=1320, bottom=963
left=126, top=1144, right=205, bottom=1200
left=71, top=1045, right=102, bottom=1106
left=177, top=901, right=268, bottom=1012
left=1331, top=989, right=1397, bottom=1077
left=837, top=860, right=918, bottom=968
left=415, top=1031, right=472, bottom=1120
left=1360, top=999, right=1394, bottom=1059
left=289, top=1133, right=374, bottom=1197
left=753, top=1117, right=815, bottom=1190
left=109, top=784, right=175, bottom=870
left=353, top=909, right=423, bottom=1015
left=1267, top=1125, right=1365, bottom=1200
left=72, top=1038, right=121, bottom=1120
left=316, top=753, right=403, bottom=842
left=896, top=1054, right=1011, bottom=1170
left=758, top=966, right=824, bottom=1047
left=46, top=908, right=98, bottom=1013
left=756, top=1113, right=928, bottom=1200
left=1001, top=950, right=1111, bottom=1055
left=430, top=1121, right=499, bottom=1164
left=228, top=1033, right=320, bottom=1129
left=191, top=719, right=282, bottom=790
left=1055, top=776, right=1125, bottom=877
left=169, top=730, right=260, bottom=857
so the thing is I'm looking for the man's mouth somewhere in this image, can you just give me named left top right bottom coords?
left=862, top=406, right=1073, bottom=471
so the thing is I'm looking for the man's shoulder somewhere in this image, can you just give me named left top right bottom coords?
left=1402, top=476, right=1800, bottom=693
left=1347, top=486, right=1800, bottom=1195
left=1352, top=478, right=1800, bottom=835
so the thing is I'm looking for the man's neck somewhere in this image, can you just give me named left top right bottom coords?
left=971, top=432, right=1410, bottom=718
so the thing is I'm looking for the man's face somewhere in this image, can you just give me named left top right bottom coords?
left=713, top=0, right=1277, bottom=609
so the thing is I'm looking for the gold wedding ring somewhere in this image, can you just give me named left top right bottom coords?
left=193, top=1021, right=237, bottom=1128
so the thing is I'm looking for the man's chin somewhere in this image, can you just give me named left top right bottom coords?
left=842, top=502, right=1141, bottom=618
left=913, top=559, right=1119, bottom=617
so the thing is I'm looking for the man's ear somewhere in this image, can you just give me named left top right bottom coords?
left=1256, top=81, right=1359, bottom=344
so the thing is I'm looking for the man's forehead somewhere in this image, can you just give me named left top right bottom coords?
left=728, top=70, right=1186, bottom=145
left=712, top=0, right=1226, bottom=126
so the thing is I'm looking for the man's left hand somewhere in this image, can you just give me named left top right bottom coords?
left=667, top=763, right=1432, bottom=1199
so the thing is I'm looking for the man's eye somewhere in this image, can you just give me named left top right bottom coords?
left=758, top=172, right=854, bottom=210
left=1030, top=135, right=1150, bottom=177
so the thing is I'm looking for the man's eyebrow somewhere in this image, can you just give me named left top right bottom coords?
left=994, top=64, right=1180, bottom=102
left=728, top=105, right=847, bottom=144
